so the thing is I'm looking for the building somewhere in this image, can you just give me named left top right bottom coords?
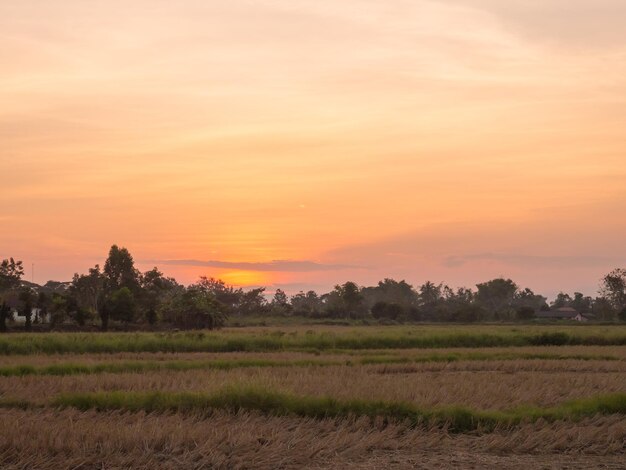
left=536, top=307, right=593, bottom=322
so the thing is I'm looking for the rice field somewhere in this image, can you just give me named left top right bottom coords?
left=1, top=325, right=625, bottom=469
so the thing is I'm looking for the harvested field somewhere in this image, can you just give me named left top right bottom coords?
left=0, top=409, right=624, bottom=469
left=1, top=326, right=624, bottom=468
left=2, top=360, right=625, bottom=408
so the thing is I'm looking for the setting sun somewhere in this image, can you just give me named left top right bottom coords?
left=219, top=270, right=272, bottom=287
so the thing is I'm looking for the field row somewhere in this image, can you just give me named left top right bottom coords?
left=1, top=408, right=624, bottom=469
left=2, top=325, right=626, bottom=354
left=2, top=361, right=625, bottom=408
left=1, top=350, right=623, bottom=377
left=2, top=385, right=626, bottom=433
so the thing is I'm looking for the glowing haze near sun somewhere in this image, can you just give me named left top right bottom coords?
left=1, top=0, right=625, bottom=298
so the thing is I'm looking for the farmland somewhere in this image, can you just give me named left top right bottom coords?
left=1, top=325, right=625, bottom=469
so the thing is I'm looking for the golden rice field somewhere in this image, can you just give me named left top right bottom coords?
left=0, top=325, right=625, bottom=469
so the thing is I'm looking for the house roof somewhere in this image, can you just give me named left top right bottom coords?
left=536, top=307, right=580, bottom=319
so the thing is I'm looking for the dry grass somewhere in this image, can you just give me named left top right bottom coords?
left=0, top=408, right=623, bottom=469
left=2, top=359, right=624, bottom=409
left=2, top=328, right=625, bottom=468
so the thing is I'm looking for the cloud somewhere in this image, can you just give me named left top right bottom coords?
left=145, top=258, right=361, bottom=272
left=436, top=0, right=626, bottom=49
left=444, top=253, right=626, bottom=269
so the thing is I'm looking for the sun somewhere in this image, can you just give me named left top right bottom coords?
left=220, top=270, right=270, bottom=287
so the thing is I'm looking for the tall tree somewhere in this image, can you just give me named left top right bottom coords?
left=100, top=246, right=140, bottom=330
left=271, top=288, right=291, bottom=315
left=103, top=245, right=140, bottom=293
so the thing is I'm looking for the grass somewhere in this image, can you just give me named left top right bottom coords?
left=51, top=386, right=626, bottom=433
left=2, top=325, right=626, bottom=355
left=2, top=324, right=625, bottom=468
left=0, top=351, right=618, bottom=377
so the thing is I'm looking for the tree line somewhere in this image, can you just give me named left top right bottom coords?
left=1, top=245, right=626, bottom=331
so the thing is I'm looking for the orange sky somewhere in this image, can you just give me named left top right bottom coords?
left=1, top=0, right=625, bottom=298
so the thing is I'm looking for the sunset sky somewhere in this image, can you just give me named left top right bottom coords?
left=2, top=0, right=625, bottom=298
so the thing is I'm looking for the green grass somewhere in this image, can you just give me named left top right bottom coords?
left=2, top=325, right=626, bottom=355
left=1, top=351, right=618, bottom=377
left=51, top=387, right=626, bottom=433
left=0, top=359, right=341, bottom=377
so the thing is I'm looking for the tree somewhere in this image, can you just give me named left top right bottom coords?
left=442, top=287, right=483, bottom=322
left=140, top=267, right=178, bottom=324
left=371, top=301, right=402, bottom=320
left=0, top=258, right=24, bottom=332
left=571, top=292, right=592, bottom=313
left=162, top=283, right=227, bottom=329
left=516, top=306, right=536, bottom=321
left=291, top=290, right=322, bottom=317
left=107, top=287, right=136, bottom=323
left=551, top=292, right=573, bottom=309
left=237, top=287, right=267, bottom=316
left=194, top=277, right=241, bottom=313
left=70, top=265, right=104, bottom=320
left=363, top=279, right=418, bottom=308
left=270, top=289, right=291, bottom=315
left=99, top=246, right=141, bottom=330
left=18, top=288, right=35, bottom=331
left=476, top=278, right=518, bottom=320
left=514, top=288, right=547, bottom=313
left=599, top=268, right=626, bottom=313
left=50, top=293, right=68, bottom=327
left=103, top=245, right=141, bottom=293
left=327, top=282, right=365, bottom=319
left=418, top=281, right=445, bottom=321
left=593, top=296, right=617, bottom=322
left=35, top=291, right=50, bottom=324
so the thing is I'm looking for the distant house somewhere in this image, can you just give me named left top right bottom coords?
left=13, top=307, right=49, bottom=325
left=536, top=307, right=593, bottom=322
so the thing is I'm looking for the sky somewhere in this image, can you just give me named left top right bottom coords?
left=1, top=0, right=625, bottom=299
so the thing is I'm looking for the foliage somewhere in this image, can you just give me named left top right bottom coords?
left=270, top=289, right=291, bottom=315
left=161, top=283, right=227, bottom=330
left=0, top=258, right=24, bottom=332
left=290, top=291, right=322, bottom=317
left=600, top=268, right=626, bottom=314
left=103, top=245, right=141, bottom=293
left=107, top=287, right=136, bottom=323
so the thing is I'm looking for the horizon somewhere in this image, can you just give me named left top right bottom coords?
left=12, top=246, right=619, bottom=301
left=2, top=0, right=625, bottom=300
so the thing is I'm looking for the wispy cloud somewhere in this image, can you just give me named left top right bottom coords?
left=437, top=0, right=626, bottom=49
left=144, top=259, right=362, bottom=272
left=444, top=253, right=626, bottom=269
